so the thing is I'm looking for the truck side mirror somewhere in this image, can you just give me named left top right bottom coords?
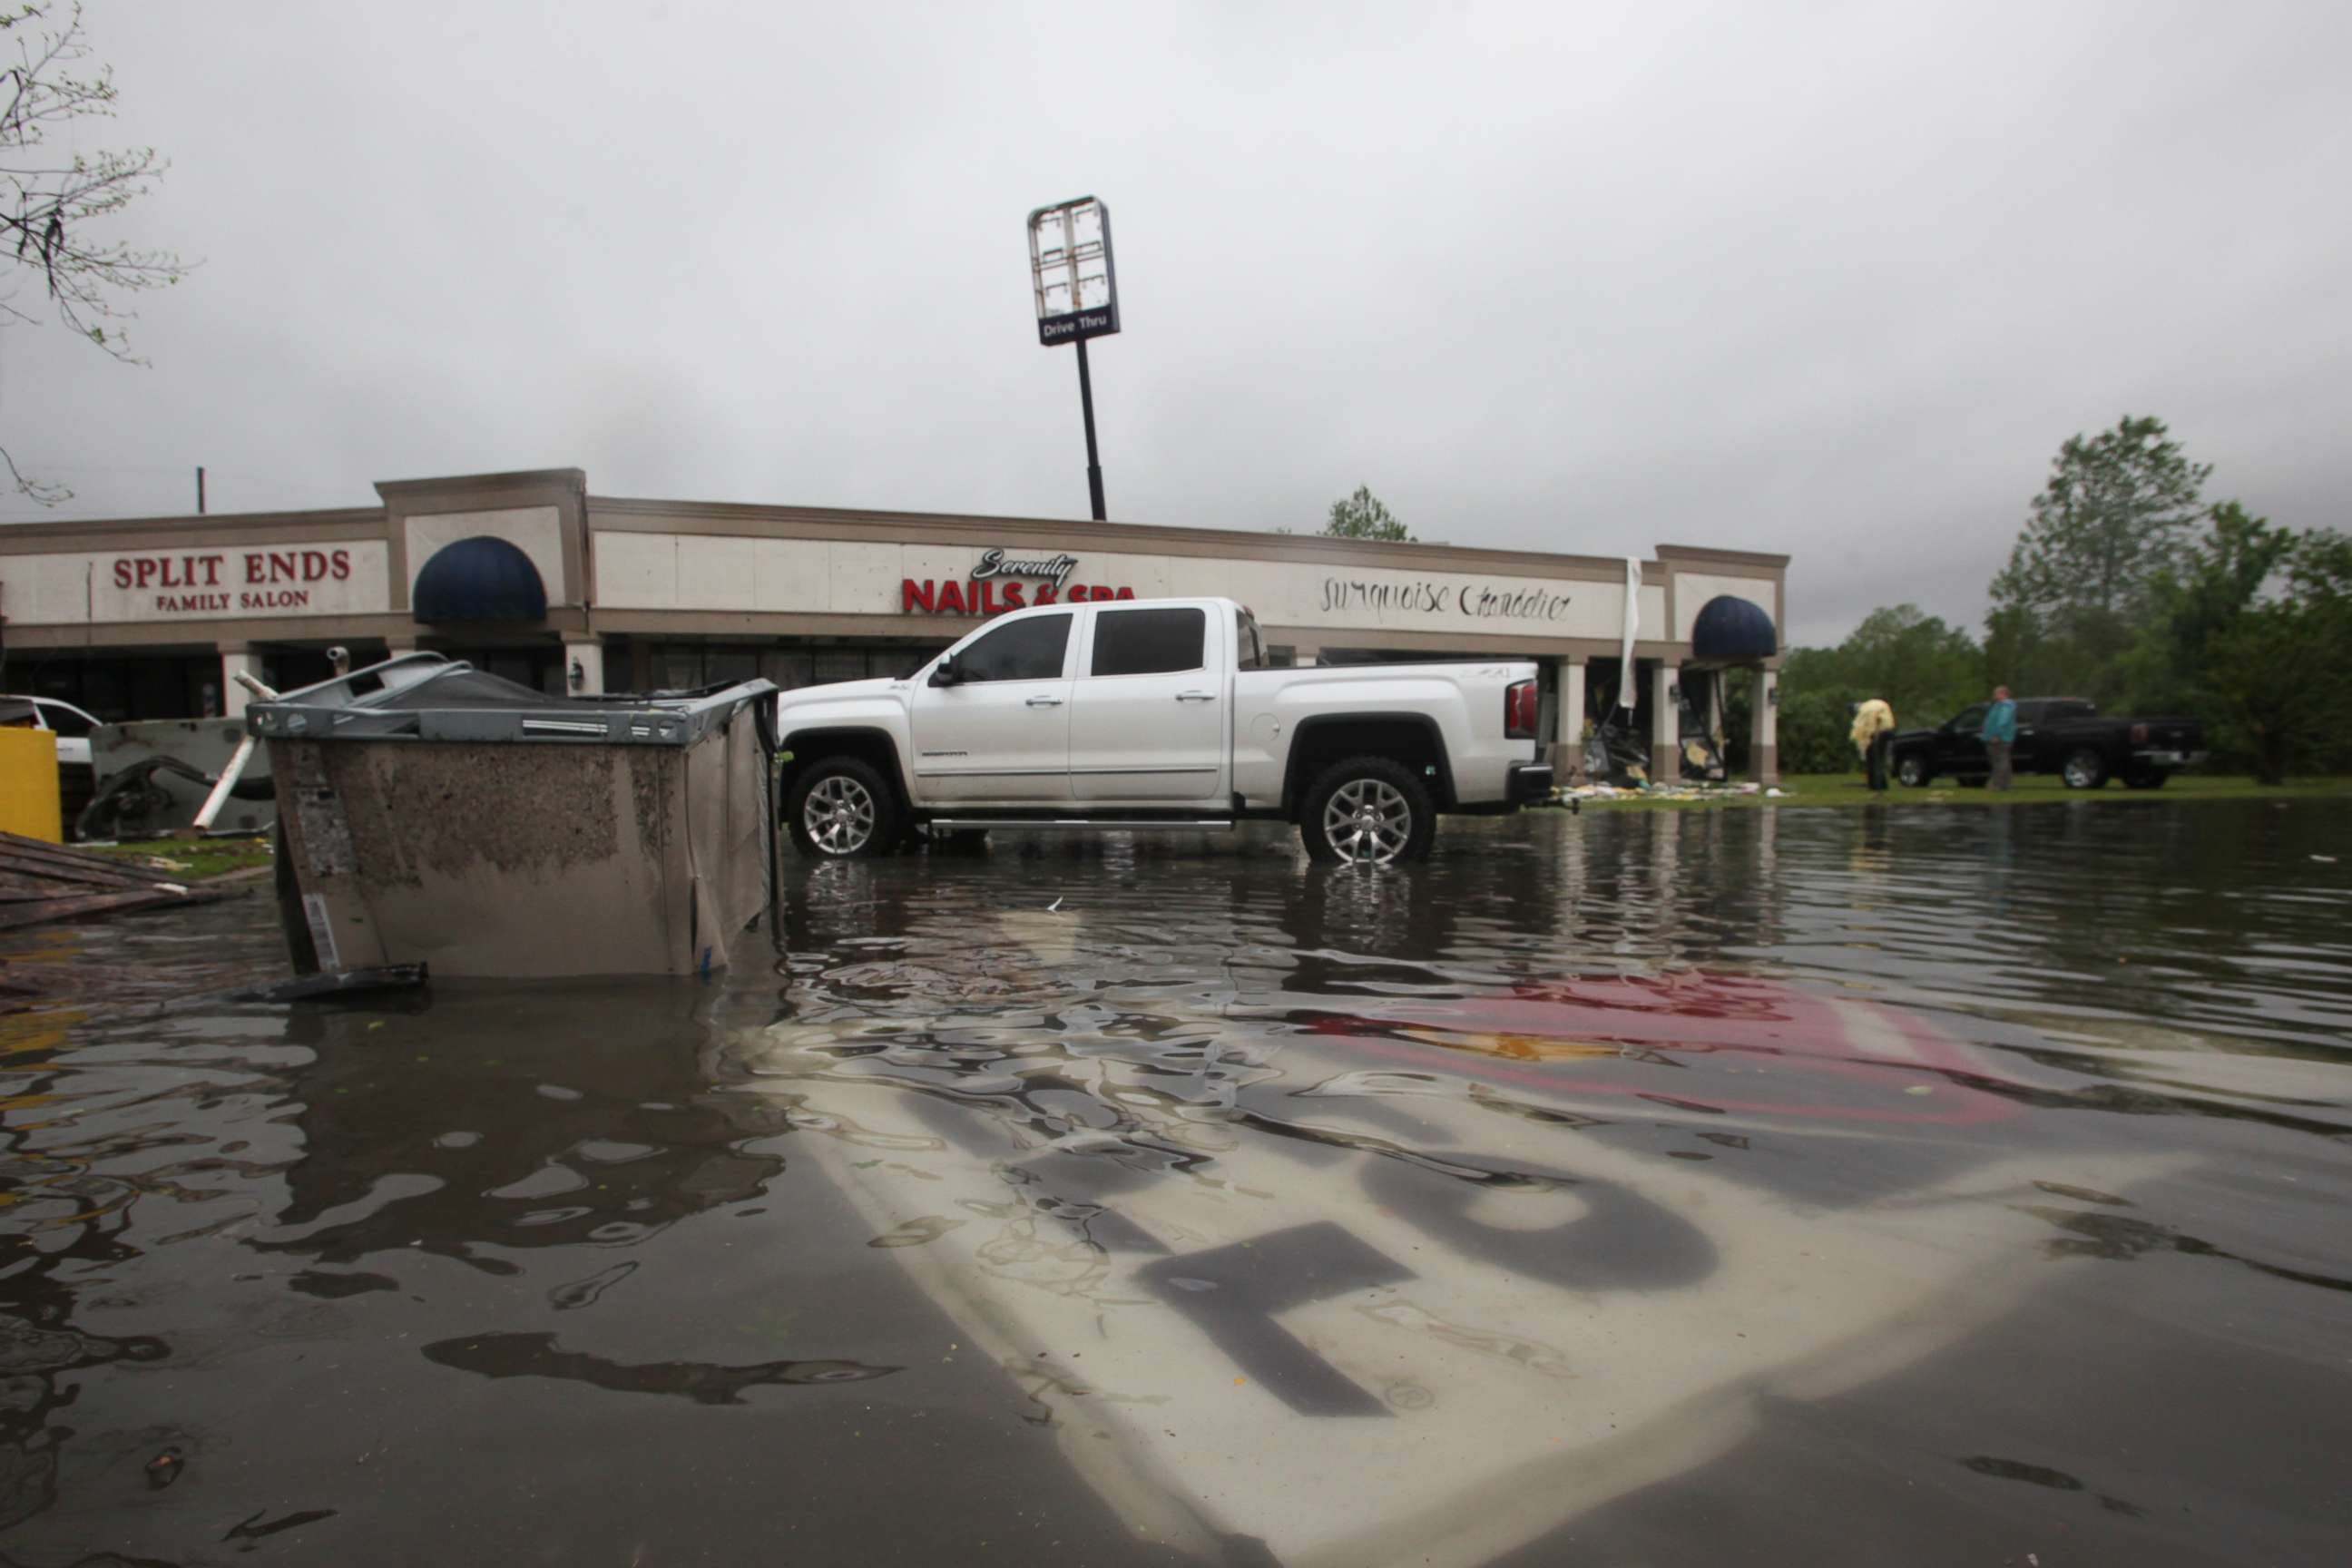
left=928, top=653, right=960, bottom=688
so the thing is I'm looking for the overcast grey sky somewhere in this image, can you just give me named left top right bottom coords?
left=3, top=0, right=2345, bottom=643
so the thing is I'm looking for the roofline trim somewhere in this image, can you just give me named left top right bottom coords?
left=586, top=495, right=1673, bottom=576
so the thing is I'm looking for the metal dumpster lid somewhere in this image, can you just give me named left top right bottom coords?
left=246, top=652, right=777, bottom=747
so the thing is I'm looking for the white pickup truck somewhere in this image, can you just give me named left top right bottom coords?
left=773, top=596, right=1552, bottom=865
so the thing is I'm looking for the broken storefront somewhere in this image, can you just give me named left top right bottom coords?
left=0, top=468, right=1788, bottom=787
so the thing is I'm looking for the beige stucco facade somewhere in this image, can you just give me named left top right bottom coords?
left=0, top=468, right=1788, bottom=782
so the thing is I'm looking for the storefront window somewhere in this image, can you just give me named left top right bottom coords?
left=704, top=650, right=758, bottom=686
left=11, top=653, right=228, bottom=722
left=761, top=651, right=815, bottom=690
left=648, top=641, right=949, bottom=692
left=812, top=650, right=867, bottom=683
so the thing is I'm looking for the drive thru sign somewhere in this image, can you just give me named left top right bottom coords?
left=1027, top=196, right=1120, bottom=346
left=1027, top=195, right=1119, bottom=520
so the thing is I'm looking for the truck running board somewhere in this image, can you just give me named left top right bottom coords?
left=929, top=818, right=1236, bottom=833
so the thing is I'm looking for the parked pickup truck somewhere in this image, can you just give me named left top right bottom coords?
left=1891, top=697, right=2207, bottom=789
left=772, top=596, right=1552, bottom=864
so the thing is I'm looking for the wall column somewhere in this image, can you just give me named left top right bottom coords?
left=1757, top=667, right=1779, bottom=785
left=1649, top=660, right=1681, bottom=784
left=1553, top=656, right=1584, bottom=780
left=564, top=639, right=605, bottom=696
left=220, top=647, right=261, bottom=719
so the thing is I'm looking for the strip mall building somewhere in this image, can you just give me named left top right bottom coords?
left=0, top=467, right=1788, bottom=782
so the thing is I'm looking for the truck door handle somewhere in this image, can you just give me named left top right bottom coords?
left=1025, top=695, right=1063, bottom=707
left=1175, top=691, right=1216, bottom=702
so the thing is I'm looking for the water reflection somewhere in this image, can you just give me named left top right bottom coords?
left=3, top=804, right=2349, bottom=1564
left=252, top=983, right=794, bottom=1274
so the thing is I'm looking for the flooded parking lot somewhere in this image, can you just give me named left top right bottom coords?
left=5, top=803, right=2350, bottom=1565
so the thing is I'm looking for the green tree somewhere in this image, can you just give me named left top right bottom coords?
left=1988, top=416, right=2210, bottom=701
left=2, top=2, right=186, bottom=501
left=1771, top=689, right=1863, bottom=775
left=2122, top=502, right=2293, bottom=720
left=1322, top=485, right=1415, bottom=542
left=1775, top=603, right=1987, bottom=770
left=2195, top=528, right=2352, bottom=783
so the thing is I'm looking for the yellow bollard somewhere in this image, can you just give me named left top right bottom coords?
left=0, top=727, right=64, bottom=843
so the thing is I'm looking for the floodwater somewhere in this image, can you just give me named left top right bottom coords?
left=5, top=805, right=2350, bottom=1567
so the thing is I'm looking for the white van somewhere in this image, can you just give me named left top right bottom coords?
left=1, top=695, right=99, bottom=766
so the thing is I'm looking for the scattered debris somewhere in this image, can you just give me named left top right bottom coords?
left=144, top=1449, right=183, bottom=1489
left=0, top=831, right=229, bottom=931
left=1553, top=780, right=1788, bottom=807
left=234, top=965, right=430, bottom=1004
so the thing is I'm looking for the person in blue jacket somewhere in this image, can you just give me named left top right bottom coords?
left=1984, top=685, right=2018, bottom=790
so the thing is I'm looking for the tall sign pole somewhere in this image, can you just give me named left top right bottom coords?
left=1074, top=338, right=1104, bottom=521
left=1028, top=196, right=1120, bottom=522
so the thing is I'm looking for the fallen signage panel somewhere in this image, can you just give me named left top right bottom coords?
left=740, top=954, right=2180, bottom=1566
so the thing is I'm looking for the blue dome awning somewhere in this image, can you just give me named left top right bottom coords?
left=1691, top=594, right=1777, bottom=661
left=412, top=536, right=547, bottom=623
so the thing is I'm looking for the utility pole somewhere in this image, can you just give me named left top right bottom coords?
left=196, top=466, right=206, bottom=514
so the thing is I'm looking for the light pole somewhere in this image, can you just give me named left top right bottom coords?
left=1027, top=196, right=1121, bottom=522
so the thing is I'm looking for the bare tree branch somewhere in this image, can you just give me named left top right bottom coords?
left=0, top=2, right=189, bottom=502
left=0, top=436, right=67, bottom=503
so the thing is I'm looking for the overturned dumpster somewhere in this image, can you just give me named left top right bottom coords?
left=248, top=654, right=779, bottom=980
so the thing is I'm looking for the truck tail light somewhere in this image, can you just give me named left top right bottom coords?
left=1505, top=679, right=1539, bottom=740
left=2132, top=722, right=2148, bottom=744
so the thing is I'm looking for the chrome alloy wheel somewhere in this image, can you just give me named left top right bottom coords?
left=2063, top=753, right=2097, bottom=789
left=1322, top=778, right=1412, bottom=865
left=805, top=774, right=877, bottom=855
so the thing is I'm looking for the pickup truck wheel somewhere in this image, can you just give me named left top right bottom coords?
left=786, top=757, right=900, bottom=858
left=2061, top=749, right=2109, bottom=790
left=1302, top=757, right=1435, bottom=866
left=1896, top=754, right=1930, bottom=788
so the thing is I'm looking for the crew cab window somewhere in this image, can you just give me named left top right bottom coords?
left=955, top=612, right=1071, bottom=682
left=35, top=702, right=93, bottom=737
left=1951, top=703, right=1987, bottom=733
left=1236, top=609, right=1267, bottom=671
left=1090, top=607, right=1206, bottom=678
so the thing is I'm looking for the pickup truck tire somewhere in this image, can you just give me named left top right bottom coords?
left=786, top=756, right=901, bottom=858
left=2061, top=749, right=2109, bottom=790
left=1301, top=756, right=1436, bottom=866
left=1896, top=755, right=1930, bottom=788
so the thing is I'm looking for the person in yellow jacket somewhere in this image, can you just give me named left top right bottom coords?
left=1850, top=698, right=1896, bottom=791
